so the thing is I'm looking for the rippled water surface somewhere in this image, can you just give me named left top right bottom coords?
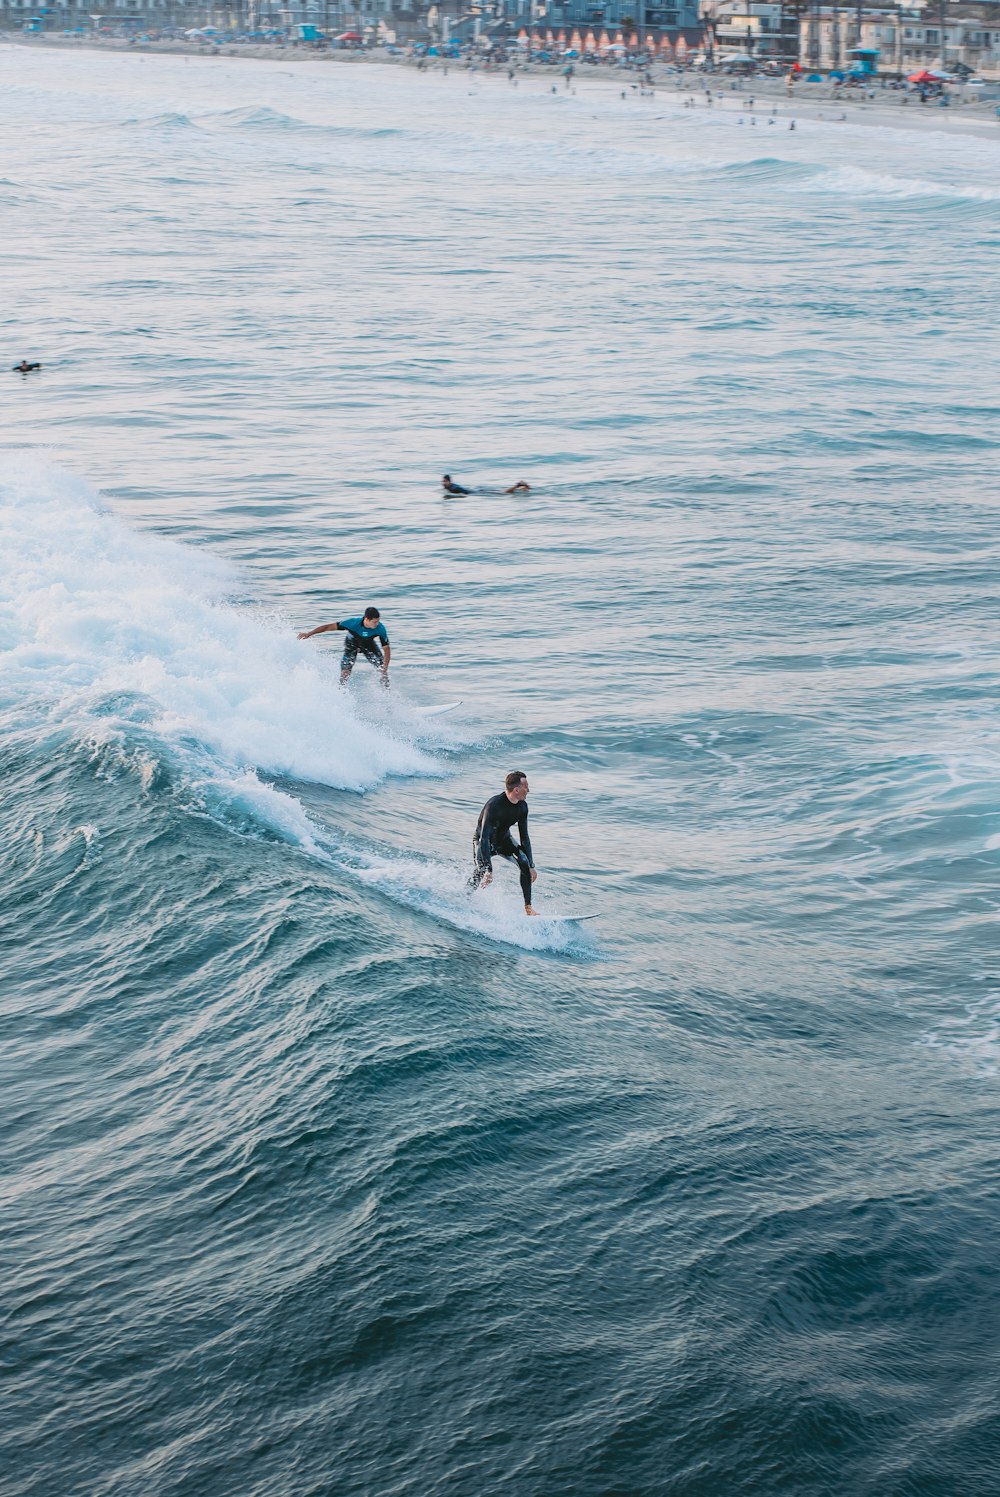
left=3, top=44, right=1000, bottom=1496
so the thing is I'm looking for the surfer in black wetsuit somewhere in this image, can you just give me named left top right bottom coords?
left=442, top=474, right=471, bottom=495
left=468, top=770, right=538, bottom=915
left=12, top=360, right=41, bottom=374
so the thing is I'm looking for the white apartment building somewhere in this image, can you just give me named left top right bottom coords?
left=799, top=6, right=1000, bottom=78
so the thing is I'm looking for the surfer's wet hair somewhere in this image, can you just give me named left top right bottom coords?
left=505, top=770, right=527, bottom=792
left=363, top=607, right=380, bottom=620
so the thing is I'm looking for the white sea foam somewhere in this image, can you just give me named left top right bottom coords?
left=807, top=165, right=1000, bottom=203
left=0, top=464, right=433, bottom=807
left=920, top=988, right=1000, bottom=1077
left=351, top=850, right=598, bottom=953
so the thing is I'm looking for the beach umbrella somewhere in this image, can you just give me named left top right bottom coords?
left=908, top=69, right=937, bottom=82
left=336, top=31, right=363, bottom=40
left=562, top=47, right=579, bottom=56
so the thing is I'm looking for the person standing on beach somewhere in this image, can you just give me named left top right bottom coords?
left=298, top=608, right=391, bottom=688
left=468, top=771, right=538, bottom=916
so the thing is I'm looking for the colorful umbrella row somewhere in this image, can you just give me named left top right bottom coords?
left=515, top=27, right=695, bottom=57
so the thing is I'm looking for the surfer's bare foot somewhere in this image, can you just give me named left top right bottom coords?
left=524, top=906, right=538, bottom=917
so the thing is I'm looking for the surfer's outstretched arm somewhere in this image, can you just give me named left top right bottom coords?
left=297, top=621, right=344, bottom=640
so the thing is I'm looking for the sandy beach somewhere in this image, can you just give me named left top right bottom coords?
left=10, top=31, right=1000, bottom=140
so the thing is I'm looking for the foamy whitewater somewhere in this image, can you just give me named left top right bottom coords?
left=2, top=44, right=1000, bottom=1497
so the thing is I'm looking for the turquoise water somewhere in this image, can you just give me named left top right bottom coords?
left=3, top=45, right=1000, bottom=1494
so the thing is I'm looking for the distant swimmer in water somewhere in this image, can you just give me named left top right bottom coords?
left=12, top=360, right=41, bottom=373
left=468, top=770, right=538, bottom=915
left=442, top=474, right=471, bottom=495
left=298, top=607, right=391, bottom=688
left=504, top=480, right=531, bottom=494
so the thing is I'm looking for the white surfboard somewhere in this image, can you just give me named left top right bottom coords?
left=538, top=913, right=600, bottom=924
left=413, top=700, right=463, bottom=718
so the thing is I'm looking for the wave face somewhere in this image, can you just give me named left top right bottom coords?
left=3, top=43, right=1000, bottom=1497
left=0, top=463, right=431, bottom=795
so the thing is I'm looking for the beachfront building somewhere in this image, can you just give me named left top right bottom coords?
left=705, top=0, right=799, bottom=62
left=0, top=0, right=704, bottom=40
left=0, top=0, right=404, bottom=31
left=798, top=5, right=1000, bottom=78
left=440, top=0, right=704, bottom=43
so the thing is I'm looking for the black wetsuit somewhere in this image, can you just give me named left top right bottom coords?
left=469, top=792, right=534, bottom=904
left=443, top=480, right=471, bottom=495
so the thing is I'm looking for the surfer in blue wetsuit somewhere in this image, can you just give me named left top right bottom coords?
left=442, top=474, right=471, bottom=495
left=297, top=607, right=391, bottom=688
left=468, top=770, right=538, bottom=915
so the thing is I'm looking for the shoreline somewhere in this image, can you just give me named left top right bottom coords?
left=6, top=32, right=1000, bottom=141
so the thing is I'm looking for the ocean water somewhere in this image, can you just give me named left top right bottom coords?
left=2, top=44, right=1000, bottom=1495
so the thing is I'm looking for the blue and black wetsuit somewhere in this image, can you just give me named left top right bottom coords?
left=338, top=616, right=389, bottom=681
left=469, top=793, right=534, bottom=904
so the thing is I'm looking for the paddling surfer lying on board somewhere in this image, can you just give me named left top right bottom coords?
left=442, top=475, right=532, bottom=495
